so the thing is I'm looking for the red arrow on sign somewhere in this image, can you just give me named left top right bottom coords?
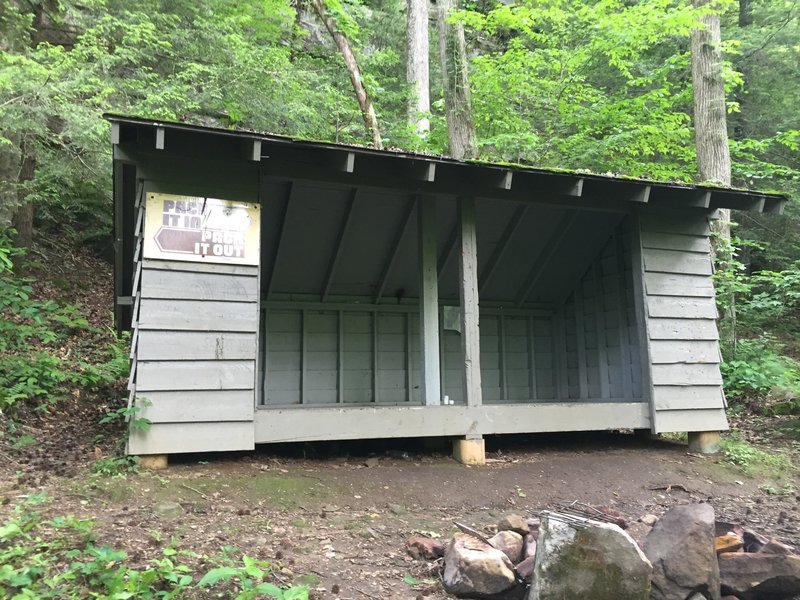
left=154, top=227, right=202, bottom=254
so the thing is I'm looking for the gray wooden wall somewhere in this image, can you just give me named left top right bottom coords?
left=260, top=225, right=644, bottom=407
left=128, top=259, right=259, bottom=454
left=637, top=213, right=728, bottom=433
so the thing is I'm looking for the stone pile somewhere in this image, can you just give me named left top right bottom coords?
left=406, top=504, right=800, bottom=600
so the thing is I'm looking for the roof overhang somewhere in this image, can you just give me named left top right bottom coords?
left=105, top=114, right=787, bottom=215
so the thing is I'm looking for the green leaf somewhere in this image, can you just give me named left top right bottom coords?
left=197, top=566, right=240, bottom=586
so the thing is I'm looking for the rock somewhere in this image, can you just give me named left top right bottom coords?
left=640, top=514, right=658, bottom=527
left=388, top=503, right=406, bottom=515
left=364, top=457, right=379, bottom=468
left=527, top=518, right=540, bottom=539
left=154, top=501, right=183, bottom=520
left=716, top=533, right=744, bottom=554
left=742, top=529, right=768, bottom=553
left=527, top=511, right=652, bottom=600
left=516, top=555, right=536, bottom=580
left=523, top=533, right=537, bottom=558
left=687, top=594, right=709, bottom=600
left=644, top=503, right=721, bottom=600
left=489, top=530, right=524, bottom=563
left=498, top=514, right=529, bottom=536
left=761, top=539, right=795, bottom=555
left=443, top=533, right=517, bottom=597
left=721, top=597, right=740, bottom=600
left=719, top=553, right=800, bottom=600
left=406, top=535, right=444, bottom=560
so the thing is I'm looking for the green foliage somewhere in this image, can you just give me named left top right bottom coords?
left=0, top=230, right=127, bottom=413
left=720, top=434, right=793, bottom=473
left=720, top=336, right=800, bottom=400
left=0, top=495, right=308, bottom=599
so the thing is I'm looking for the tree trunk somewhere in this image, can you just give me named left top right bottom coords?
left=691, top=0, right=732, bottom=240
left=738, top=0, right=752, bottom=27
left=406, top=0, right=430, bottom=136
left=436, top=0, right=477, bottom=160
left=311, top=0, right=383, bottom=150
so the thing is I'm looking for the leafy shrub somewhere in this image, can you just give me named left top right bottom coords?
left=720, top=336, right=800, bottom=401
left=0, top=229, right=128, bottom=413
left=0, top=495, right=309, bottom=599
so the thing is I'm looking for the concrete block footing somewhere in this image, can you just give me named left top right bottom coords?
left=453, top=438, right=486, bottom=465
left=687, top=431, right=721, bottom=454
left=138, top=454, right=169, bottom=470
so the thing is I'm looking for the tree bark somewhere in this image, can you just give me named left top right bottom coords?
left=406, top=0, right=430, bottom=136
left=436, top=0, right=477, bottom=160
left=738, top=0, right=752, bottom=27
left=691, top=0, right=732, bottom=240
left=311, top=0, right=383, bottom=150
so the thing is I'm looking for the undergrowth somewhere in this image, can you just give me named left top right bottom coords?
left=0, top=494, right=309, bottom=599
left=0, top=229, right=128, bottom=418
left=720, top=433, right=794, bottom=476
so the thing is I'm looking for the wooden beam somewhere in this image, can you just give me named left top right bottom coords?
left=324, top=150, right=355, bottom=173
left=592, top=261, right=610, bottom=399
left=574, top=285, right=588, bottom=400
left=615, top=230, right=633, bottom=400
left=241, top=139, right=261, bottom=162
left=374, top=197, right=417, bottom=303
left=630, top=212, right=656, bottom=431
left=527, top=316, right=537, bottom=400
left=515, top=212, right=577, bottom=307
left=337, top=310, right=344, bottom=403
left=419, top=196, right=441, bottom=405
left=155, top=127, right=165, bottom=150
left=479, top=204, right=528, bottom=295
left=111, top=122, right=121, bottom=145
left=437, top=224, right=459, bottom=279
left=459, top=196, right=483, bottom=408
left=322, top=189, right=359, bottom=302
left=265, top=183, right=294, bottom=298
left=412, top=160, right=436, bottom=182
left=497, top=171, right=513, bottom=190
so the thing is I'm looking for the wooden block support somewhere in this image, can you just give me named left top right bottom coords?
left=138, top=454, right=168, bottom=470
left=687, top=431, right=721, bottom=454
left=453, top=438, right=485, bottom=466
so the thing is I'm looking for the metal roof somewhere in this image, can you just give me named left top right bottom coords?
left=104, top=113, right=787, bottom=214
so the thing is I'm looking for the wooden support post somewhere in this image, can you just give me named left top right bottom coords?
left=459, top=196, right=482, bottom=408
left=418, top=197, right=441, bottom=405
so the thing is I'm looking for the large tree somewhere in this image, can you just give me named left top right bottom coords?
left=691, top=0, right=732, bottom=238
left=312, top=0, right=383, bottom=149
left=436, top=0, right=476, bottom=159
left=406, top=0, right=430, bottom=136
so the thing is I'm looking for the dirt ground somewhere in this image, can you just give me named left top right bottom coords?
left=2, top=425, right=799, bottom=599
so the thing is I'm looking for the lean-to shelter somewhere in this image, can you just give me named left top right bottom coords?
left=107, top=114, right=786, bottom=464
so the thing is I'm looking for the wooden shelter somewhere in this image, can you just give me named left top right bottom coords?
left=107, top=114, right=786, bottom=465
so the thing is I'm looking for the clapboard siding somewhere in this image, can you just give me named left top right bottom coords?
left=137, top=360, right=256, bottom=391
left=645, top=273, right=715, bottom=297
left=128, top=255, right=258, bottom=456
left=129, top=421, right=255, bottom=455
left=137, top=299, right=258, bottom=331
left=137, top=331, right=256, bottom=361
left=137, top=390, right=255, bottom=422
left=638, top=214, right=728, bottom=433
left=643, top=248, right=713, bottom=275
left=141, top=268, right=258, bottom=301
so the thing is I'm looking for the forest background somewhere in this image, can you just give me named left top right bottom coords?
left=1, top=0, right=799, bottom=422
